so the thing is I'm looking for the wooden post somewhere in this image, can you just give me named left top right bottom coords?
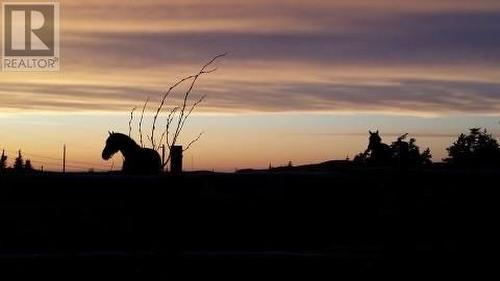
left=170, top=145, right=183, bottom=174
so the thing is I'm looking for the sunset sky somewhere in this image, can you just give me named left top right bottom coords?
left=1, top=0, right=500, bottom=171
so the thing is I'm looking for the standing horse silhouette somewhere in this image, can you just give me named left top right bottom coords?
left=102, top=132, right=161, bottom=174
left=364, top=130, right=392, bottom=165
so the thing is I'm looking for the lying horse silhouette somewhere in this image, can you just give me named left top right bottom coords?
left=102, top=131, right=161, bottom=174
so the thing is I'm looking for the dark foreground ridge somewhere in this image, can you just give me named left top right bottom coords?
left=0, top=168, right=496, bottom=277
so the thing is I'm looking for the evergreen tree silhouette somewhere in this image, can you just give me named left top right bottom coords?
left=25, top=159, right=33, bottom=171
left=407, top=138, right=432, bottom=166
left=445, top=128, right=500, bottom=167
left=420, top=148, right=432, bottom=166
left=0, top=150, right=7, bottom=171
left=13, top=150, right=24, bottom=171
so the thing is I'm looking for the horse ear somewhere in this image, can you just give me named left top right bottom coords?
left=369, top=130, right=372, bottom=135
left=108, top=131, right=112, bottom=136
left=375, top=130, right=379, bottom=134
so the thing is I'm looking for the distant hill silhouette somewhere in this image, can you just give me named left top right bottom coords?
left=236, top=128, right=500, bottom=173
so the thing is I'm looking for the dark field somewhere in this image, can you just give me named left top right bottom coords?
left=0, top=168, right=496, bottom=278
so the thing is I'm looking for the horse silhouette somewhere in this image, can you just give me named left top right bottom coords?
left=102, top=132, right=161, bottom=174
left=365, top=130, right=392, bottom=165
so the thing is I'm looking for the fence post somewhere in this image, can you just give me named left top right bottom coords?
left=170, top=145, right=183, bottom=174
left=62, top=144, right=66, bottom=173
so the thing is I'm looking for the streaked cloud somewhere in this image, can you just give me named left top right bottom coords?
left=1, top=0, right=499, bottom=116
left=2, top=77, right=500, bottom=115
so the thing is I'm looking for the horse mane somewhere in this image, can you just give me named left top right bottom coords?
left=109, top=132, right=139, bottom=147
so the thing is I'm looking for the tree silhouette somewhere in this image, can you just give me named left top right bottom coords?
left=391, top=133, right=410, bottom=167
left=13, top=150, right=24, bottom=171
left=407, top=137, right=432, bottom=166
left=127, top=53, right=227, bottom=171
left=390, top=134, right=432, bottom=167
left=444, top=128, right=500, bottom=167
left=25, top=159, right=33, bottom=171
left=0, top=150, right=7, bottom=171
left=420, top=147, right=432, bottom=166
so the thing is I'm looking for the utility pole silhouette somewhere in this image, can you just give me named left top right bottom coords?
left=62, top=144, right=66, bottom=173
left=161, top=144, right=165, bottom=169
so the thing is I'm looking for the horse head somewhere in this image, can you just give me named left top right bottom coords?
left=368, top=130, right=381, bottom=150
left=102, top=131, right=121, bottom=160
